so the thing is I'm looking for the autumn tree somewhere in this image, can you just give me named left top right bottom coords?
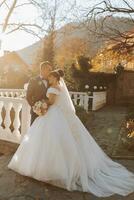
left=91, top=33, right=134, bottom=73
left=51, top=37, right=88, bottom=90
left=33, top=0, right=77, bottom=65
left=55, top=37, right=88, bottom=66
left=41, top=0, right=57, bottom=65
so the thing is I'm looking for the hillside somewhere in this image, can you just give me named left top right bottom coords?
left=15, top=17, right=134, bottom=67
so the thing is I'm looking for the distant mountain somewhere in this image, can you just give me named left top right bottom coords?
left=17, top=40, right=43, bottom=67
left=15, top=17, right=134, bottom=66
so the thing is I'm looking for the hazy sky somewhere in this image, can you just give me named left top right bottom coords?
left=0, top=0, right=134, bottom=51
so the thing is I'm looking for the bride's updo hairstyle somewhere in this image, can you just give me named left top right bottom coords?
left=49, top=69, right=64, bottom=81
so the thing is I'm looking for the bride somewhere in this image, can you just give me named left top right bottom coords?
left=8, top=69, right=134, bottom=197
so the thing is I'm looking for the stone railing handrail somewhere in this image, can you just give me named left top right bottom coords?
left=0, top=88, right=107, bottom=111
left=0, top=89, right=26, bottom=98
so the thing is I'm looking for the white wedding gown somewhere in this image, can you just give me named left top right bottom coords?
left=8, top=80, right=134, bottom=197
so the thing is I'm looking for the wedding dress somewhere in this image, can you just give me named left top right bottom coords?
left=8, top=79, right=134, bottom=197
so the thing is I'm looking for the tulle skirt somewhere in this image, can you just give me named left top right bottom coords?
left=8, top=105, right=134, bottom=197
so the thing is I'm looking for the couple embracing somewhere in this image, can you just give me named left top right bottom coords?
left=8, top=61, right=134, bottom=197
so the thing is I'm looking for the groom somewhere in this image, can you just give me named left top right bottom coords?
left=26, top=61, right=52, bottom=124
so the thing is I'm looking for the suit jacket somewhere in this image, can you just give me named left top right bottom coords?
left=26, top=76, right=48, bottom=124
left=26, top=76, right=48, bottom=107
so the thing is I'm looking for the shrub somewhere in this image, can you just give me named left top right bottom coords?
left=120, top=106, right=134, bottom=151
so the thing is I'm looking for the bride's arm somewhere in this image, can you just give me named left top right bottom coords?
left=47, top=93, right=57, bottom=105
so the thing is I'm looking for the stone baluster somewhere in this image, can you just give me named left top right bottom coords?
left=69, top=93, right=72, bottom=98
left=4, top=102, right=13, bottom=133
left=15, top=92, right=17, bottom=97
left=13, top=102, right=22, bottom=138
left=21, top=99, right=31, bottom=140
left=18, top=93, right=20, bottom=97
left=5, top=92, right=9, bottom=97
left=24, top=90, right=26, bottom=97
left=22, top=91, right=26, bottom=97
left=92, top=92, right=96, bottom=111
left=10, top=92, right=13, bottom=97
left=73, top=94, right=78, bottom=105
left=13, top=92, right=16, bottom=97
left=18, top=92, right=21, bottom=97
left=79, top=94, right=84, bottom=107
left=84, top=94, right=89, bottom=112
left=20, top=92, right=24, bottom=97
left=0, top=102, right=4, bottom=131
left=71, top=94, right=75, bottom=104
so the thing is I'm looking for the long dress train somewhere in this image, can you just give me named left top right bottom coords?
left=8, top=86, right=134, bottom=197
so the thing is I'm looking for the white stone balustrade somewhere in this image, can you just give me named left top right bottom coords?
left=0, top=97, right=31, bottom=144
left=0, top=89, right=107, bottom=112
left=0, top=89, right=26, bottom=98
left=0, top=89, right=107, bottom=144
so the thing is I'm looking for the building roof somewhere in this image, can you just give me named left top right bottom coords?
left=0, top=51, right=30, bottom=74
left=0, top=38, right=44, bottom=71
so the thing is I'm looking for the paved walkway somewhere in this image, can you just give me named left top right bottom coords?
left=0, top=155, right=134, bottom=200
left=86, top=106, right=128, bottom=156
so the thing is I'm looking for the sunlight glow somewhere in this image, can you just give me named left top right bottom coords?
left=0, top=33, right=5, bottom=40
left=0, top=32, right=5, bottom=57
left=14, top=154, right=18, bottom=162
left=3, top=31, right=39, bottom=51
left=0, top=50, right=4, bottom=57
left=24, top=135, right=29, bottom=142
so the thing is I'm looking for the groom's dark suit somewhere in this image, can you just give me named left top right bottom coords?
left=26, top=76, right=48, bottom=124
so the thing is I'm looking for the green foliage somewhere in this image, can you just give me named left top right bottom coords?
left=64, top=64, right=79, bottom=91
left=72, top=57, right=115, bottom=91
left=77, top=55, right=92, bottom=72
left=125, top=106, right=134, bottom=121
left=71, top=56, right=114, bottom=92
left=114, top=63, right=124, bottom=76
left=72, top=57, right=92, bottom=91
left=120, top=106, right=134, bottom=151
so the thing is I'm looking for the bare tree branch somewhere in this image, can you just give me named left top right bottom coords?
left=15, top=2, right=32, bottom=8
left=19, top=27, right=42, bottom=39
left=80, top=0, right=134, bottom=50
left=0, top=0, right=7, bottom=8
left=2, top=0, right=18, bottom=33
